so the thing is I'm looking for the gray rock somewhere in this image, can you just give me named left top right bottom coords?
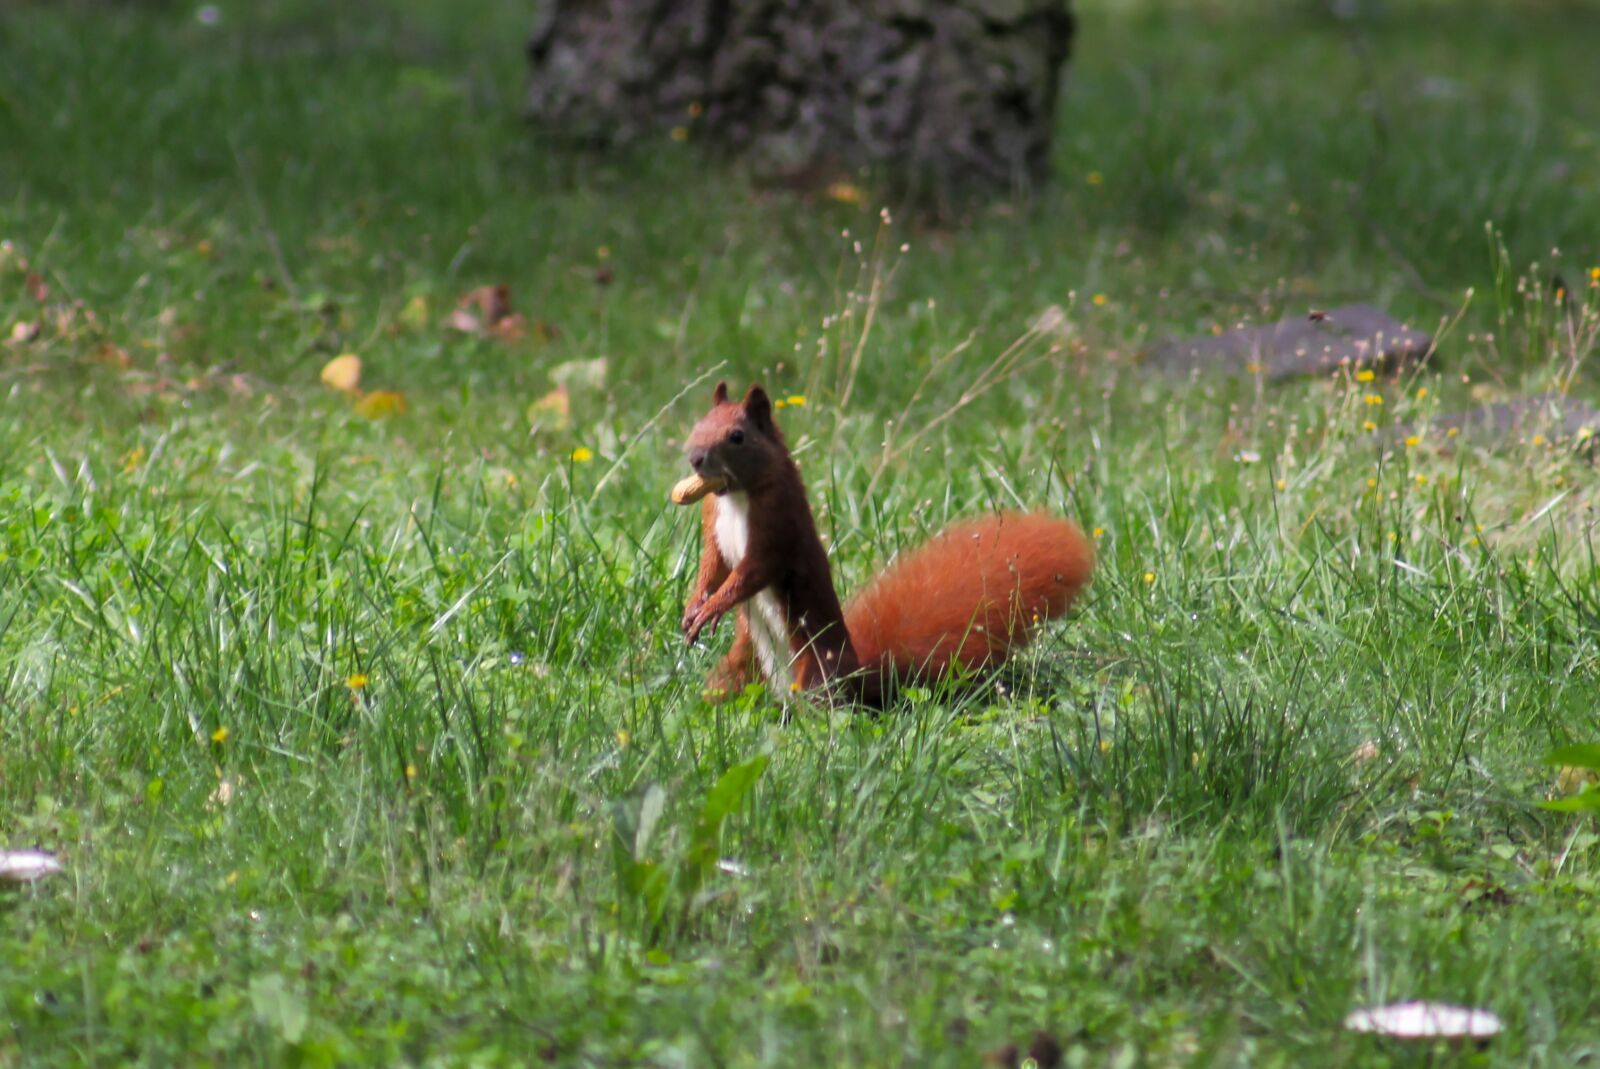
left=1148, top=304, right=1434, bottom=381
left=1398, top=393, right=1600, bottom=454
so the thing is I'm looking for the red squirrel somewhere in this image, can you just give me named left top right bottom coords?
left=676, top=382, right=1094, bottom=706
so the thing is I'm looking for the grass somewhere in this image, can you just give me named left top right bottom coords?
left=2, top=0, right=1600, bottom=1064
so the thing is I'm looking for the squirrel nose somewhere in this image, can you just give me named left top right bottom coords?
left=689, top=450, right=707, bottom=471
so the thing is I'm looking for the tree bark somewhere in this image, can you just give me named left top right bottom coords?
left=526, top=0, right=1074, bottom=201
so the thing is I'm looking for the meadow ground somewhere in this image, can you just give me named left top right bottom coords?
left=3, top=0, right=1600, bottom=1064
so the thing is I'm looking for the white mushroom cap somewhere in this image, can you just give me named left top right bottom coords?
left=0, top=850, right=63, bottom=883
left=1344, top=1001, right=1503, bottom=1040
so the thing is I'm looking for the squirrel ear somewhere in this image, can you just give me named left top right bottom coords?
left=712, top=381, right=730, bottom=405
left=742, top=385, right=773, bottom=431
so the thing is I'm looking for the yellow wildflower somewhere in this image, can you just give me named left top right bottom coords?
left=1355, top=369, right=1375, bottom=383
left=211, top=726, right=230, bottom=743
left=1404, top=435, right=1421, bottom=447
left=1092, top=293, right=1108, bottom=307
left=570, top=447, right=594, bottom=463
left=1086, top=171, right=1103, bottom=186
left=786, top=394, right=806, bottom=407
left=1364, top=394, right=1384, bottom=406
left=1142, top=571, right=1155, bottom=584
left=670, top=126, right=688, bottom=142
left=347, top=673, right=369, bottom=690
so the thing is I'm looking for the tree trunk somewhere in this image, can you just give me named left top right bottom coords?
left=526, top=0, right=1074, bottom=201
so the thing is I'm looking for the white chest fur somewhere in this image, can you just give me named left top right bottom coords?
left=713, top=492, right=793, bottom=691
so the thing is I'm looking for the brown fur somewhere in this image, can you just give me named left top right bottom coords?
left=680, top=384, right=860, bottom=691
left=680, top=382, right=1093, bottom=706
left=844, top=512, right=1094, bottom=703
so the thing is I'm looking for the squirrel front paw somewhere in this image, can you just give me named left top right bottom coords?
left=684, top=605, right=723, bottom=646
left=681, top=595, right=708, bottom=637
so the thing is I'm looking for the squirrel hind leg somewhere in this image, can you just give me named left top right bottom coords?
left=702, top=609, right=755, bottom=702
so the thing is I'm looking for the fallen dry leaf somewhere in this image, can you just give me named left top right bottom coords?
left=443, top=308, right=482, bottom=334
left=320, top=353, right=362, bottom=394
left=528, top=384, right=571, bottom=429
left=458, top=284, right=512, bottom=324
left=445, top=284, right=551, bottom=344
left=488, top=312, right=528, bottom=342
left=354, top=390, right=408, bottom=419
left=549, top=356, right=608, bottom=390
left=95, top=342, right=132, bottom=369
left=24, top=272, right=47, bottom=302
left=398, top=294, right=430, bottom=332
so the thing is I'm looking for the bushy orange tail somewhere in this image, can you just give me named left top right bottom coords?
left=843, top=512, right=1093, bottom=696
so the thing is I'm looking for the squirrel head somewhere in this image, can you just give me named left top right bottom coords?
left=684, top=381, right=788, bottom=493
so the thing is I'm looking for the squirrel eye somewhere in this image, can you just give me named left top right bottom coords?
left=729, top=429, right=745, bottom=445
